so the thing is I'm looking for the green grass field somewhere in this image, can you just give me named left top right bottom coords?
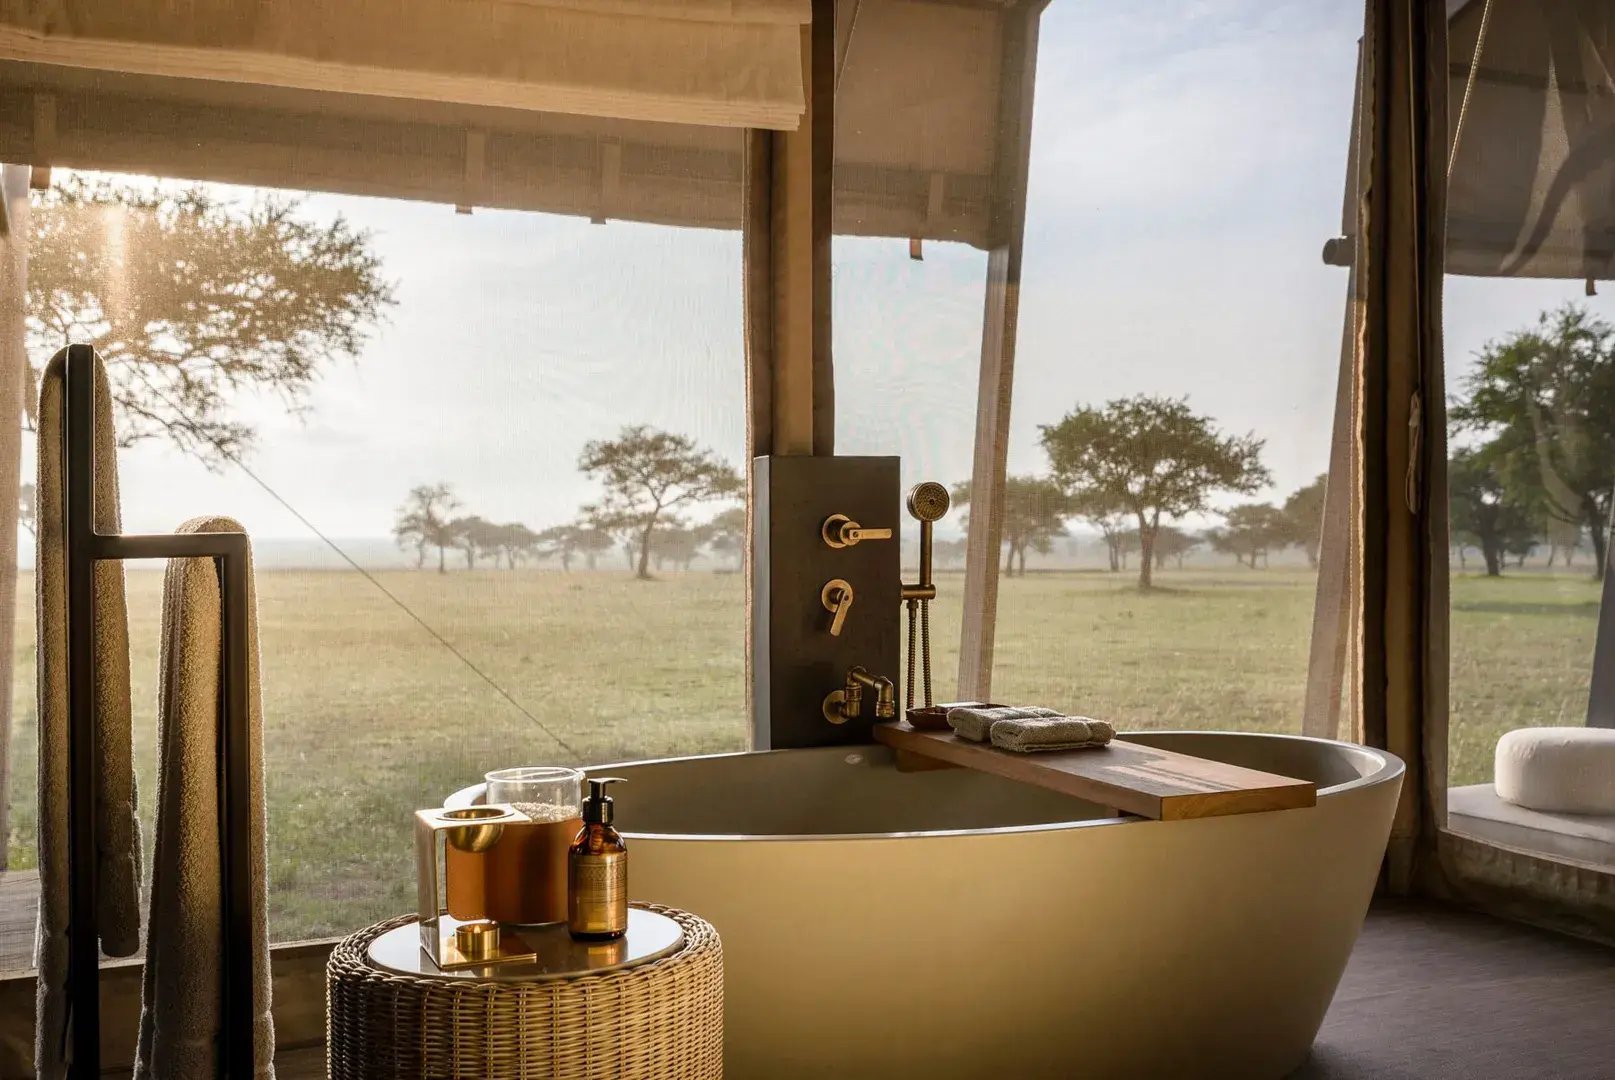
left=2, top=565, right=1601, bottom=942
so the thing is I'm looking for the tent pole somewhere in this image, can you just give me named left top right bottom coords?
left=745, top=0, right=834, bottom=460
left=958, top=3, right=1042, bottom=702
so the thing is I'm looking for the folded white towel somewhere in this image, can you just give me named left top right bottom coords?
left=136, top=517, right=275, bottom=1079
left=946, top=705, right=1061, bottom=742
left=991, top=717, right=1115, bottom=753
left=34, top=351, right=141, bottom=1080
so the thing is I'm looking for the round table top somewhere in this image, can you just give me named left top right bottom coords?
left=367, top=907, right=685, bottom=982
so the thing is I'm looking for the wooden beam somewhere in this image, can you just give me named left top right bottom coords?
left=745, top=0, right=834, bottom=458
left=957, top=6, right=1040, bottom=700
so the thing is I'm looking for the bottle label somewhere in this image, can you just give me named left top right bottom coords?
left=570, top=853, right=627, bottom=933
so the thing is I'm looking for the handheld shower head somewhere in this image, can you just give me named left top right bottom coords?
left=906, top=481, right=950, bottom=523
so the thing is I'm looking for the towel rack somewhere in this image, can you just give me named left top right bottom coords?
left=58, top=343, right=257, bottom=1077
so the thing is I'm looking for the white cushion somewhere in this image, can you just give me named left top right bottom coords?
left=1495, top=727, right=1615, bottom=815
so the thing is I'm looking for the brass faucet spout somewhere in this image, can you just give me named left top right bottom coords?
left=823, top=665, right=898, bottom=724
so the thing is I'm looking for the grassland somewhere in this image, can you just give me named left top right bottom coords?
left=2, top=565, right=1601, bottom=943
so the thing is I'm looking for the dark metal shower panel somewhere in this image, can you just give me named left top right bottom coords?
left=60, top=343, right=256, bottom=1077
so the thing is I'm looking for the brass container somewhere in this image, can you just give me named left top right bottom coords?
left=414, top=804, right=537, bottom=970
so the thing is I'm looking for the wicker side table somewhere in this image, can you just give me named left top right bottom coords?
left=327, top=903, right=723, bottom=1079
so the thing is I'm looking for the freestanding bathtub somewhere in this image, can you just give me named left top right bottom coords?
left=451, top=731, right=1402, bottom=1079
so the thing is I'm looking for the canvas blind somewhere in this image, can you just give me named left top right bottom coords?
left=0, top=0, right=810, bottom=130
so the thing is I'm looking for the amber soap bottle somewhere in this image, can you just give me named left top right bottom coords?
left=568, top=777, right=628, bottom=940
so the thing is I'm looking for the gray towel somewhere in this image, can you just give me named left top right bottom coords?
left=136, top=517, right=275, bottom=1079
left=947, top=705, right=1061, bottom=742
left=991, top=717, right=1116, bottom=753
left=34, top=351, right=141, bottom=1080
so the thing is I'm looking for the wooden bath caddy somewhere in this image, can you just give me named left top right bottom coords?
left=873, top=720, right=1316, bottom=820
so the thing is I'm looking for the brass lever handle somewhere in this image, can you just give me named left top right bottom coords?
left=822, top=513, right=893, bottom=549
left=821, top=578, right=855, bottom=636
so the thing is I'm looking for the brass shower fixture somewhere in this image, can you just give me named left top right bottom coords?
left=823, top=666, right=897, bottom=724
left=901, top=482, right=950, bottom=716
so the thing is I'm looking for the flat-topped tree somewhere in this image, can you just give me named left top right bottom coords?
left=1207, top=503, right=1289, bottom=569
left=1448, top=446, right=1537, bottom=577
left=1283, top=474, right=1328, bottom=568
left=394, top=483, right=461, bottom=573
left=704, top=506, right=748, bottom=571
left=27, top=175, right=393, bottom=461
left=952, top=476, right=1069, bottom=577
left=1041, top=395, right=1269, bottom=588
left=578, top=425, right=741, bottom=580
left=1451, top=304, right=1615, bottom=580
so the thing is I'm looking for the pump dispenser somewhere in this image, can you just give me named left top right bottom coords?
left=568, top=778, right=628, bottom=940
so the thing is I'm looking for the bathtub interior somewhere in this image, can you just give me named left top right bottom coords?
left=596, top=746, right=1117, bottom=836
left=1119, top=730, right=1389, bottom=791
left=559, top=731, right=1392, bottom=838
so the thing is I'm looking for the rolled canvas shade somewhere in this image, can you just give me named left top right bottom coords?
left=0, top=0, right=1015, bottom=249
left=1446, top=0, right=1615, bottom=279
left=0, top=0, right=809, bottom=130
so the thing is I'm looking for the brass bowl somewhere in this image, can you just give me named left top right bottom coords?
left=440, top=806, right=512, bottom=852
left=905, top=706, right=951, bottom=731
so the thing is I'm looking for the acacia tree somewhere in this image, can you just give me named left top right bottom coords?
left=450, top=514, right=495, bottom=570
left=1207, top=503, right=1289, bottom=568
left=4, top=174, right=391, bottom=869
left=537, top=523, right=589, bottom=571
left=27, top=176, right=393, bottom=460
left=1283, top=474, right=1327, bottom=568
left=704, top=506, right=748, bottom=571
left=951, top=476, right=1069, bottom=577
left=571, top=524, right=616, bottom=570
left=394, top=484, right=461, bottom=574
left=1041, top=396, right=1269, bottom=588
left=489, top=522, right=542, bottom=569
left=1151, top=524, right=1199, bottom=570
left=578, top=425, right=741, bottom=580
left=652, top=525, right=703, bottom=571
left=1450, top=304, right=1615, bottom=579
left=1067, top=490, right=1131, bottom=572
left=1448, top=446, right=1537, bottom=576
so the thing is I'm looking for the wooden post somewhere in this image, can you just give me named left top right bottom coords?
left=0, top=164, right=28, bottom=872
left=745, top=0, right=834, bottom=459
left=957, top=7, right=1042, bottom=700
left=744, top=0, right=835, bottom=743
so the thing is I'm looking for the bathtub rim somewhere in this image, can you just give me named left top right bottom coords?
left=444, top=731, right=1404, bottom=843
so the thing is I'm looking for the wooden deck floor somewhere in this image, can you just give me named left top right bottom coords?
left=5, top=892, right=1611, bottom=1077
left=276, top=900, right=1615, bottom=1080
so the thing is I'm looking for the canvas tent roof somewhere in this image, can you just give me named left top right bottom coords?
left=0, top=0, right=1024, bottom=248
left=1445, top=0, right=1615, bottom=279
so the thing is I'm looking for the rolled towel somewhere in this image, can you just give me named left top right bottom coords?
left=947, top=705, right=1061, bottom=742
left=991, top=717, right=1116, bottom=753
left=35, top=350, right=141, bottom=1080
left=137, top=517, right=275, bottom=1079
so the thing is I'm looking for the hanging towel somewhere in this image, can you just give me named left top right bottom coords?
left=136, top=516, right=275, bottom=1079
left=990, top=717, right=1116, bottom=753
left=945, top=705, right=1061, bottom=743
left=33, top=350, right=141, bottom=1080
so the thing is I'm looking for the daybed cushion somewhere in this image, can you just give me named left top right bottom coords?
left=1495, top=727, right=1615, bottom=815
left=1449, top=783, right=1615, bottom=868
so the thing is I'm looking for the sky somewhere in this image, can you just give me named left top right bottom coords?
left=26, top=0, right=1615, bottom=551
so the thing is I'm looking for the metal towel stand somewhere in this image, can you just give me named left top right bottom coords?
left=58, top=343, right=256, bottom=1077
